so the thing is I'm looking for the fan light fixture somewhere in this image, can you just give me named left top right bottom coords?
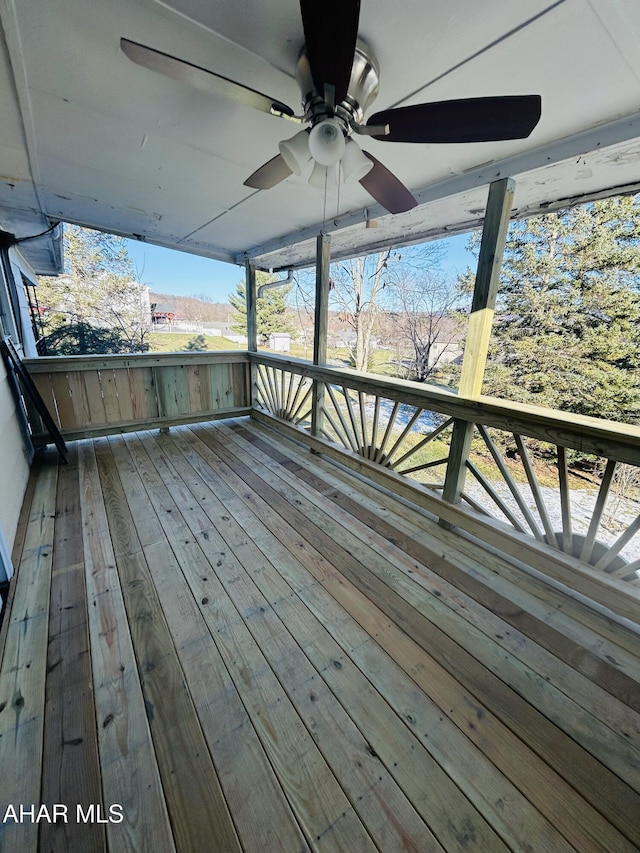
left=279, top=129, right=312, bottom=175
left=342, top=138, right=373, bottom=183
left=308, top=161, right=339, bottom=190
left=280, top=121, right=372, bottom=192
left=308, top=119, right=345, bottom=166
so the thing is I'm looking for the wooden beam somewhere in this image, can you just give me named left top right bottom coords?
left=313, top=233, right=331, bottom=366
left=443, top=178, right=515, bottom=509
left=24, top=351, right=250, bottom=373
left=441, top=419, right=475, bottom=507
left=459, top=177, right=515, bottom=398
left=311, top=233, right=331, bottom=438
left=245, top=262, right=257, bottom=353
left=245, top=261, right=258, bottom=407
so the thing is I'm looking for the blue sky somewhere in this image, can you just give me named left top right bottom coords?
left=124, top=239, right=245, bottom=300
left=124, top=231, right=477, bottom=300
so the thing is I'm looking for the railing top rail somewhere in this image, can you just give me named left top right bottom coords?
left=24, top=350, right=251, bottom=373
left=251, top=352, right=640, bottom=463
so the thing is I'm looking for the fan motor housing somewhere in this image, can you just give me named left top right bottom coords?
left=296, top=40, right=380, bottom=131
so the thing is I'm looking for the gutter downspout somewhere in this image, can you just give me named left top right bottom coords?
left=257, top=270, right=293, bottom=297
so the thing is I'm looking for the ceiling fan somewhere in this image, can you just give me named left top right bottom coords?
left=121, top=0, right=541, bottom=215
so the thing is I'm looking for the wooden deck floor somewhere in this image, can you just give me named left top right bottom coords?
left=1, top=417, right=640, bottom=852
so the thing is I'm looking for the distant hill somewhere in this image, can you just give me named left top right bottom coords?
left=149, top=292, right=232, bottom=323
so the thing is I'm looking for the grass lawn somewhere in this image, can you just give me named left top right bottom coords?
left=147, top=332, right=243, bottom=352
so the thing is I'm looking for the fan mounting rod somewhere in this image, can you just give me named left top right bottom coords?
left=296, top=40, right=381, bottom=134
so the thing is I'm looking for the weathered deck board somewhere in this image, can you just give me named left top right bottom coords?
left=276, top=416, right=640, bottom=660
left=165, top=425, right=518, bottom=850
left=0, top=452, right=57, bottom=853
left=40, top=446, right=105, bottom=853
left=121, top=431, right=378, bottom=853
left=93, top=438, right=243, bottom=853
left=236, top=418, right=640, bottom=697
left=2, top=416, right=639, bottom=852
left=156, top=425, right=571, bottom=853
left=79, top=441, right=176, bottom=853
left=135, top=429, right=449, bottom=853
left=192, top=422, right=640, bottom=845
left=223, top=421, right=640, bottom=784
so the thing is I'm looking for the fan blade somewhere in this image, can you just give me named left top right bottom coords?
left=368, top=95, right=541, bottom=143
left=244, top=154, right=293, bottom=190
left=121, top=38, right=295, bottom=119
left=299, top=0, right=360, bottom=105
left=359, top=153, right=417, bottom=215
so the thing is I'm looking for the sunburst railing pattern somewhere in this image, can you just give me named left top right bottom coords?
left=461, top=426, right=640, bottom=585
left=252, top=354, right=640, bottom=587
left=254, top=361, right=455, bottom=489
left=254, top=361, right=313, bottom=426
left=321, top=384, right=454, bottom=487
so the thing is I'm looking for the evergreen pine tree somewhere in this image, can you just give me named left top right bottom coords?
left=469, top=195, right=640, bottom=422
left=229, top=273, right=295, bottom=344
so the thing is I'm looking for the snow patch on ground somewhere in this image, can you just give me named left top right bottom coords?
left=463, top=479, right=640, bottom=572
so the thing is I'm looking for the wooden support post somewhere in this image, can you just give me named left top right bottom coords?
left=441, top=419, right=476, bottom=507
left=442, top=177, right=515, bottom=510
left=245, top=262, right=258, bottom=408
left=311, top=233, right=331, bottom=439
left=459, top=177, right=515, bottom=398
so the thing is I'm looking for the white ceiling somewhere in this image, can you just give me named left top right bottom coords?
left=1, top=0, right=640, bottom=274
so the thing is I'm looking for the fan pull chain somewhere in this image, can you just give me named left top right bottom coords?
left=321, top=167, right=328, bottom=232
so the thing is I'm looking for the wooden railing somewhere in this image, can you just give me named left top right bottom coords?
left=24, top=351, right=250, bottom=442
left=22, top=349, right=640, bottom=610
left=251, top=353, right=640, bottom=602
